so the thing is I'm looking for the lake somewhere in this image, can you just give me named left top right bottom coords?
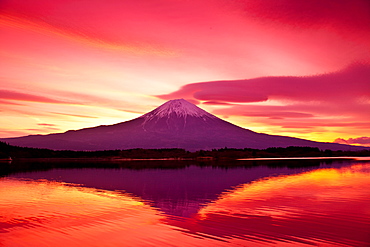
left=1, top=158, right=369, bottom=246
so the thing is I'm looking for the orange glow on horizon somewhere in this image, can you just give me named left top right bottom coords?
left=198, top=163, right=370, bottom=219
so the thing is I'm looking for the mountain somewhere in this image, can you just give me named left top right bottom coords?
left=0, top=99, right=366, bottom=151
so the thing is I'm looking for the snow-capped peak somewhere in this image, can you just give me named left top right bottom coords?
left=141, top=99, right=216, bottom=120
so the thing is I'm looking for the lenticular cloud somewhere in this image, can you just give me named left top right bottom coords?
left=158, top=63, right=370, bottom=105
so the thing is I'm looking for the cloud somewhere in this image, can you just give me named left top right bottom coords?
left=49, top=112, right=99, bottom=119
left=244, top=111, right=314, bottom=120
left=0, top=3, right=176, bottom=56
left=37, top=123, right=57, bottom=127
left=202, top=101, right=233, bottom=106
left=158, top=63, right=370, bottom=104
left=334, top=137, right=370, bottom=146
left=0, top=89, right=75, bottom=104
left=0, top=99, right=24, bottom=105
left=240, top=0, right=370, bottom=32
left=26, top=127, right=60, bottom=132
left=3, top=0, right=369, bottom=78
left=212, top=103, right=370, bottom=121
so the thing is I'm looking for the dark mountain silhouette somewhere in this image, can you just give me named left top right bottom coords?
left=0, top=99, right=366, bottom=151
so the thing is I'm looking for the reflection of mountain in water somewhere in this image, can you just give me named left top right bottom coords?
left=8, top=160, right=353, bottom=217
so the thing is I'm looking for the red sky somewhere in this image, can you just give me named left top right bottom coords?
left=1, top=0, right=369, bottom=145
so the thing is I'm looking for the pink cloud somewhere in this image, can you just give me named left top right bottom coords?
left=334, top=137, right=370, bottom=146
left=2, top=0, right=369, bottom=77
left=212, top=102, right=369, bottom=121
left=241, top=0, right=370, bottom=32
left=202, top=101, right=233, bottom=106
left=3, top=0, right=369, bottom=44
left=26, top=127, right=60, bottom=132
left=245, top=111, right=313, bottom=120
left=0, top=99, right=24, bottom=105
left=212, top=103, right=370, bottom=133
left=0, top=89, right=75, bottom=104
left=158, top=63, right=370, bottom=104
left=282, top=122, right=370, bottom=129
left=49, top=112, right=99, bottom=119
left=37, top=123, right=57, bottom=127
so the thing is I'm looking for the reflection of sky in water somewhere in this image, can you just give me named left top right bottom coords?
left=1, top=160, right=370, bottom=246
left=6, top=160, right=345, bottom=217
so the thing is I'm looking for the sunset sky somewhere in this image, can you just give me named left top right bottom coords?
left=1, top=0, right=370, bottom=145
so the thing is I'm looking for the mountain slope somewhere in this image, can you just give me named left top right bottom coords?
left=1, top=99, right=366, bottom=151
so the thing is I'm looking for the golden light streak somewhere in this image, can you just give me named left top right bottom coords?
left=0, top=14, right=177, bottom=57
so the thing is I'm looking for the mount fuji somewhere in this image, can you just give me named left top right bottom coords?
left=1, top=99, right=365, bottom=151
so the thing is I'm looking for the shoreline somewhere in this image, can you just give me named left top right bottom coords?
left=10, top=156, right=370, bottom=162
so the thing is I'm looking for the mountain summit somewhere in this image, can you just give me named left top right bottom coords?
left=142, top=99, right=215, bottom=119
left=1, top=99, right=365, bottom=151
left=139, top=99, right=220, bottom=133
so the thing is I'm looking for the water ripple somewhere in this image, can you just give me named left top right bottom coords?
left=0, top=161, right=369, bottom=246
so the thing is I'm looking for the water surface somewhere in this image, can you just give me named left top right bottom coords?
left=1, top=159, right=369, bottom=246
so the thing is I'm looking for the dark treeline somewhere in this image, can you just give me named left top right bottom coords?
left=1, top=141, right=369, bottom=160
